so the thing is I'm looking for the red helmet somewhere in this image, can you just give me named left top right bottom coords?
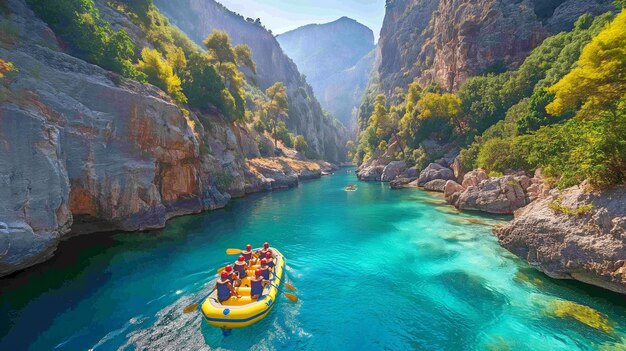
left=221, top=271, right=229, bottom=279
left=255, top=269, right=262, bottom=276
left=238, top=255, right=245, bottom=262
left=263, top=242, right=269, bottom=248
left=246, top=244, right=252, bottom=250
left=265, top=251, right=272, bottom=258
left=261, top=258, right=267, bottom=265
left=225, top=265, right=232, bottom=272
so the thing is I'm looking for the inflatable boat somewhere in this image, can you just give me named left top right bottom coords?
left=201, top=248, right=286, bottom=329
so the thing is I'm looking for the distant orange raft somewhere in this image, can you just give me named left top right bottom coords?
left=200, top=248, right=285, bottom=329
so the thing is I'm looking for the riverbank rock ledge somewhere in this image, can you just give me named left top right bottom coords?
left=444, top=170, right=539, bottom=214
left=381, top=161, right=407, bottom=182
left=424, top=179, right=448, bottom=192
left=0, top=0, right=330, bottom=277
left=494, top=185, right=626, bottom=295
left=417, top=163, right=455, bottom=186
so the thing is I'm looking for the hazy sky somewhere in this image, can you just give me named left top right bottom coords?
left=217, top=0, right=386, bottom=41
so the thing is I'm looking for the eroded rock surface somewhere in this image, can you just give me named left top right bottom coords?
left=444, top=170, right=544, bottom=214
left=423, top=179, right=448, bottom=192
left=374, top=0, right=614, bottom=94
left=494, top=185, right=626, bottom=294
left=418, top=163, right=455, bottom=186
left=0, top=0, right=330, bottom=276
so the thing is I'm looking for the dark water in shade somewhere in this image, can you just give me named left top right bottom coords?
left=1, top=170, right=626, bottom=350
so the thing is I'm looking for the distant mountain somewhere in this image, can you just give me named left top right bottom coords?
left=154, top=0, right=347, bottom=162
left=277, top=17, right=376, bottom=133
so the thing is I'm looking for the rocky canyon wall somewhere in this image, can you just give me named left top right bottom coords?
left=0, top=0, right=335, bottom=276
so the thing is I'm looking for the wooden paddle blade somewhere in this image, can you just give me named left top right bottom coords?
left=217, top=267, right=225, bottom=273
left=183, top=303, right=199, bottom=314
left=284, top=292, right=298, bottom=302
left=284, top=283, right=297, bottom=291
left=226, top=248, right=242, bottom=255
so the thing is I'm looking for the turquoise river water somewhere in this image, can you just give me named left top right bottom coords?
left=1, top=170, right=626, bottom=350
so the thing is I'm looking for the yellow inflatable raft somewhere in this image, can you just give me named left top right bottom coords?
left=201, top=248, right=286, bottom=329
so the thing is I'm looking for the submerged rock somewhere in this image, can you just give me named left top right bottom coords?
left=547, top=300, right=614, bottom=334
left=494, top=185, right=626, bottom=294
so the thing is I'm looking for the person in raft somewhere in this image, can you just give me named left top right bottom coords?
left=250, top=269, right=269, bottom=300
left=216, top=271, right=240, bottom=302
left=241, top=244, right=255, bottom=264
left=264, top=251, right=276, bottom=269
left=233, top=255, right=248, bottom=279
left=224, top=265, right=241, bottom=287
left=257, top=242, right=270, bottom=260
left=259, top=258, right=271, bottom=280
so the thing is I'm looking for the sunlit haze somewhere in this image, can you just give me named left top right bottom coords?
left=217, top=0, right=386, bottom=40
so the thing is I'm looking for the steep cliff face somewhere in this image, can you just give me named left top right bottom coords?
left=153, top=0, right=348, bottom=162
left=0, top=0, right=334, bottom=276
left=375, top=0, right=614, bottom=95
left=277, top=17, right=375, bottom=132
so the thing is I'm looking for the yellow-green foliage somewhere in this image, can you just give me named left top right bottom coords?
left=0, top=59, right=15, bottom=78
left=547, top=10, right=626, bottom=117
left=294, top=135, right=309, bottom=154
left=263, top=82, right=289, bottom=147
left=548, top=300, right=614, bottom=333
left=417, top=93, right=461, bottom=124
left=233, top=43, right=256, bottom=74
left=137, top=47, right=186, bottom=103
left=370, top=94, right=391, bottom=138
left=378, top=140, right=388, bottom=152
left=548, top=199, right=594, bottom=216
left=599, top=341, right=626, bottom=351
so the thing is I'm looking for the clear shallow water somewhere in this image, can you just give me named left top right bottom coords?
left=1, top=170, right=626, bottom=350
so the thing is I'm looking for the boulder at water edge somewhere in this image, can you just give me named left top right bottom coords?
left=381, top=161, right=407, bottom=182
left=494, top=185, right=626, bottom=294
left=417, top=163, right=455, bottom=186
left=423, top=179, right=448, bottom=192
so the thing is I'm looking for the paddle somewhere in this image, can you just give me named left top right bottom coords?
left=271, top=271, right=297, bottom=291
left=268, top=282, right=298, bottom=303
left=183, top=287, right=215, bottom=314
left=226, top=248, right=242, bottom=255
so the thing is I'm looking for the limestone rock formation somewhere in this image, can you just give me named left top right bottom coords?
left=443, top=170, right=547, bottom=214
left=494, top=185, right=626, bottom=294
left=381, top=161, right=407, bottom=182
left=0, top=0, right=334, bottom=276
left=455, top=176, right=528, bottom=214
left=462, top=169, right=490, bottom=188
left=373, top=0, right=614, bottom=95
left=356, top=140, right=403, bottom=181
left=423, top=179, right=448, bottom=192
left=246, top=157, right=323, bottom=191
left=417, top=163, right=455, bottom=186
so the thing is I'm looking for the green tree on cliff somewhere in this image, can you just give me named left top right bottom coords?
left=203, top=30, right=257, bottom=121
left=263, top=82, right=289, bottom=148
left=137, top=47, right=186, bottom=103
